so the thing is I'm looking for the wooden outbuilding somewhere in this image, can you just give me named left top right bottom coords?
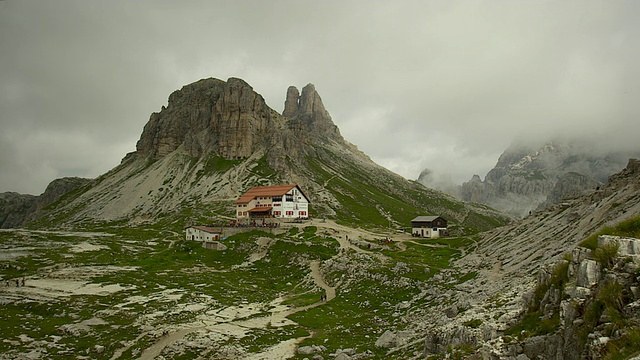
left=411, top=216, right=448, bottom=238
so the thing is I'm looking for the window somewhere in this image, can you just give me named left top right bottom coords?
left=238, top=211, right=242, bottom=216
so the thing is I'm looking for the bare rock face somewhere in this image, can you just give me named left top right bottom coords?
left=282, top=83, right=342, bottom=142
left=282, top=86, right=300, bottom=119
left=135, top=78, right=280, bottom=160
left=0, top=192, right=36, bottom=228
left=540, top=172, right=602, bottom=209
left=133, top=78, right=346, bottom=168
left=458, top=141, right=639, bottom=217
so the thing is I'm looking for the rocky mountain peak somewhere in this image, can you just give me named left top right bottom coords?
left=134, top=77, right=279, bottom=160
left=133, top=78, right=347, bottom=165
left=282, top=86, right=300, bottom=118
left=282, top=83, right=342, bottom=142
left=459, top=140, right=640, bottom=217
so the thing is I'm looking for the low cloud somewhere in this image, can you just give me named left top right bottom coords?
left=1, top=1, right=639, bottom=194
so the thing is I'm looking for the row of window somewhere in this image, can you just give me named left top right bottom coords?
left=260, top=210, right=307, bottom=217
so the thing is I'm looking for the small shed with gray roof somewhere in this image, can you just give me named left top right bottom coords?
left=411, top=216, right=448, bottom=238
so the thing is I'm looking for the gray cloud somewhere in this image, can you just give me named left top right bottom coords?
left=1, top=0, right=639, bottom=194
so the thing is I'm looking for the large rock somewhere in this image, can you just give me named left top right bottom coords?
left=282, top=86, right=300, bottom=119
left=576, top=259, right=601, bottom=288
left=375, top=330, right=400, bottom=348
left=599, top=235, right=640, bottom=256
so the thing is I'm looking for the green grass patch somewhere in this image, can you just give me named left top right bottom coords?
left=579, top=214, right=640, bottom=250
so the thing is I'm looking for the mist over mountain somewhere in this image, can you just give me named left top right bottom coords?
left=453, top=139, right=640, bottom=217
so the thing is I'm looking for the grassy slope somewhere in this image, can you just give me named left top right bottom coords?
left=30, top=149, right=508, bottom=237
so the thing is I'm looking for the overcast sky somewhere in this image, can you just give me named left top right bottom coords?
left=1, top=1, right=639, bottom=195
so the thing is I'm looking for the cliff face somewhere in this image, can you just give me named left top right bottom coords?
left=135, top=78, right=280, bottom=160
left=283, top=83, right=342, bottom=142
left=459, top=141, right=640, bottom=217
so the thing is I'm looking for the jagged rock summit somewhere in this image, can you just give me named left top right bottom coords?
left=283, top=84, right=342, bottom=141
left=458, top=140, right=640, bottom=218
left=126, top=76, right=359, bottom=175
left=130, top=78, right=345, bottom=171
left=135, top=78, right=286, bottom=160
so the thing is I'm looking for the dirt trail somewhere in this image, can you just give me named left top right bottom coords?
left=310, top=261, right=335, bottom=301
left=137, top=327, right=204, bottom=360
left=310, top=219, right=395, bottom=253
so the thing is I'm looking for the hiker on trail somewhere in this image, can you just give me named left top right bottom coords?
left=15, top=279, right=20, bottom=287
left=21, top=278, right=25, bottom=287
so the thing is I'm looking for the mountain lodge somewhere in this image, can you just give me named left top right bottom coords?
left=185, top=226, right=221, bottom=241
left=411, top=216, right=448, bottom=238
left=234, top=184, right=310, bottom=220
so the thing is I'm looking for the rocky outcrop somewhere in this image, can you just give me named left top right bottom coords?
left=541, top=172, right=602, bottom=209
left=0, top=177, right=90, bottom=228
left=501, top=235, right=640, bottom=359
left=30, top=177, right=91, bottom=213
left=0, top=192, right=37, bottom=228
left=135, top=78, right=280, bottom=160
left=282, top=86, right=300, bottom=119
left=458, top=141, right=640, bottom=217
left=282, top=83, right=342, bottom=142
left=412, top=159, right=640, bottom=358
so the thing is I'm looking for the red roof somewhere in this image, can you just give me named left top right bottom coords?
left=189, top=226, right=220, bottom=234
left=248, top=206, right=273, bottom=213
left=235, top=184, right=301, bottom=204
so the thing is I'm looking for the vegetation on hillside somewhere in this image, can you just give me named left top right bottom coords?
left=0, top=224, right=478, bottom=359
left=579, top=214, right=640, bottom=250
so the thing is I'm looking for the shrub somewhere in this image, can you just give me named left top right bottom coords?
left=463, top=319, right=483, bottom=328
left=598, top=281, right=624, bottom=312
left=593, top=242, right=620, bottom=270
left=579, top=214, right=640, bottom=250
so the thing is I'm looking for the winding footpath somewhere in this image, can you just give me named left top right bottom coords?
left=134, top=258, right=338, bottom=360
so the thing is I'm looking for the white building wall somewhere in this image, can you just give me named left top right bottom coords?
left=412, top=227, right=447, bottom=239
left=185, top=227, right=220, bottom=241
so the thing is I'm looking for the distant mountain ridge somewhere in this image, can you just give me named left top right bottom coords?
left=457, top=140, right=640, bottom=217
left=2, top=77, right=508, bottom=232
